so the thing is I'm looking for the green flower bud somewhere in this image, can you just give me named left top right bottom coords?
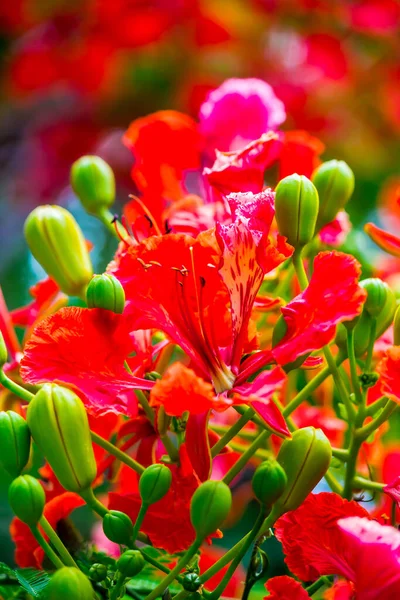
left=0, top=411, right=31, bottom=479
left=362, top=278, right=389, bottom=318
left=27, top=384, right=96, bottom=493
left=86, top=273, right=125, bottom=314
left=190, top=480, right=232, bottom=540
left=47, top=567, right=93, bottom=600
left=89, top=563, right=108, bottom=583
left=275, top=174, right=319, bottom=248
left=182, top=573, right=202, bottom=592
left=312, top=160, right=355, bottom=229
left=273, top=427, right=332, bottom=517
left=393, top=305, right=400, bottom=346
left=336, top=281, right=396, bottom=356
left=103, top=510, right=133, bottom=545
left=252, top=459, right=287, bottom=507
left=117, top=550, right=145, bottom=577
left=71, top=155, right=115, bottom=216
left=24, top=205, right=93, bottom=298
left=139, top=464, right=172, bottom=506
left=8, top=475, right=45, bottom=526
left=0, top=331, right=7, bottom=368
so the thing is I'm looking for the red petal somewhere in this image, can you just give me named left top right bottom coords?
left=365, top=222, right=400, bottom=257
left=20, top=307, right=152, bottom=416
left=233, top=367, right=289, bottom=437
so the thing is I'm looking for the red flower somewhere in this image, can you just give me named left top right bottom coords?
left=264, top=576, right=310, bottom=599
left=274, top=492, right=369, bottom=582
left=109, top=446, right=200, bottom=554
left=110, top=191, right=292, bottom=394
left=376, top=346, right=400, bottom=402
left=10, top=492, right=84, bottom=568
left=20, top=307, right=152, bottom=415
left=239, top=251, right=366, bottom=380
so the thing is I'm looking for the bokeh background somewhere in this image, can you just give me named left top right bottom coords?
left=1, top=0, right=400, bottom=574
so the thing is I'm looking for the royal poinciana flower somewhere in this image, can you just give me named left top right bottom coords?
left=109, top=190, right=292, bottom=392
left=20, top=307, right=153, bottom=415
left=274, top=492, right=369, bottom=582
left=10, top=492, right=84, bottom=568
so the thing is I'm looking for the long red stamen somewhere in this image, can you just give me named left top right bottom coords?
left=128, top=195, right=162, bottom=236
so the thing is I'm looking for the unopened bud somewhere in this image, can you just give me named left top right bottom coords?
left=86, top=274, right=125, bottom=314
left=8, top=475, right=45, bottom=526
left=182, top=573, right=202, bottom=592
left=0, top=411, right=30, bottom=479
left=275, top=174, right=319, bottom=248
left=27, top=384, right=96, bottom=493
left=272, top=427, right=332, bottom=517
left=71, top=155, right=115, bottom=216
left=362, top=278, right=389, bottom=318
left=252, top=459, right=287, bottom=508
left=103, top=510, right=133, bottom=545
left=89, top=563, right=108, bottom=583
left=312, top=160, right=355, bottom=229
left=117, top=550, right=145, bottom=577
left=24, top=205, right=93, bottom=298
left=190, top=480, right=232, bottom=540
left=139, top=464, right=172, bottom=506
left=47, top=567, right=93, bottom=600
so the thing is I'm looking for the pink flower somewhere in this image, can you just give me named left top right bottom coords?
left=199, top=78, right=286, bottom=153
left=337, top=517, right=400, bottom=599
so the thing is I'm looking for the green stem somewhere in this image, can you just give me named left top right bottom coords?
left=110, top=572, right=126, bottom=600
left=91, top=432, right=144, bottom=475
left=80, top=487, right=109, bottom=518
left=292, top=249, right=308, bottom=291
left=39, top=516, right=78, bottom=568
left=347, top=329, right=363, bottom=406
left=331, top=447, right=349, bottom=461
left=160, top=434, right=179, bottom=463
left=355, top=399, right=398, bottom=440
left=352, top=476, right=385, bottom=492
left=324, top=470, right=343, bottom=494
left=0, top=371, right=34, bottom=403
left=283, top=352, right=346, bottom=416
left=31, top=526, right=64, bottom=569
left=364, top=319, right=377, bottom=373
left=144, top=541, right=200, bottom=600
left=135, top=389, right=155, bottom=426
left=365, top=396, right=387, bottom=417
left=207, top=511, right=265, bottom=600
left=323, top=346, right=355, bottom=421
left=211, top=424, right=256, bottom=442
left=305, top=577, right=329, bottom=596
left=98, top=209, right=126, bottom=239
left=223, top=430, right=269, bottom=485
left=211, top=409, right=254, bottom=458
left=132, top=504, right=148, bottom=545
left=342, top=436, right=362, bottom=500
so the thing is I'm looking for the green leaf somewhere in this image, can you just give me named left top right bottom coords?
left=14, top=569, right=50, bottom=598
